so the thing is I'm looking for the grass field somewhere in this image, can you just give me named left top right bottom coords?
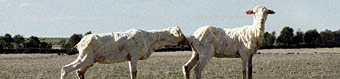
left=1, top=48, right=340, bottom=79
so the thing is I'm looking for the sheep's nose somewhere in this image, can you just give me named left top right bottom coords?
left=260, top=19, right=265, bottom=24
left=178, top=37, right=188, bottom=45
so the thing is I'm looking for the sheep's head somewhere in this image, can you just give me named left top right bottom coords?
left=159, top=26, right=187, bottom=46
left=246, top=5, right=275, bottom=25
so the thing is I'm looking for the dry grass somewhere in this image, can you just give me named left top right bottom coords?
left=1, top=48, right=340, bottom=79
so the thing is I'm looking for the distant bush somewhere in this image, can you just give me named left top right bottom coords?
left=0, top=34, right=14, bottom=49
left=60, top=34, right=83, bottom=55
left=0, top=40, right=5, bottom=49
left=13, top=35, right=25, bottom=49
left=261, top=26, right=340, bottom=49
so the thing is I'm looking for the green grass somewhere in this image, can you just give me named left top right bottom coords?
left=0, top=48, right=340, bottom=79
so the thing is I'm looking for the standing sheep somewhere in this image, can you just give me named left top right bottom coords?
left=60, top=26, right=187, bottom=79
left=182, top=5, right=275, bottom=79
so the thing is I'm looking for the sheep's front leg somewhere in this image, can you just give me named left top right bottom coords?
left=241, top=57, right=248, bottom=79
left=76, top=64, right=93, bottom=79
left=248, top=54, right=254, bottom=79
left=61, top=53, right=95, bottom=79
left=129, top=56, right=138, bottom=79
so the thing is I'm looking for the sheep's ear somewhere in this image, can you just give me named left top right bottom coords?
left=267, top=10, right=275, bottom=14
left=246, top=10, right=254, bottom=15
left=174, top=26, right=183, bottom=37
left=174, top=26, right=179, bottom=28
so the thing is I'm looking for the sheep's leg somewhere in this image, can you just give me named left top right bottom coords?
left=183, top=51, right=199, bottom=79
left=61, top=53, right=94, bottom=79
left=241, top=56, right=249, bottom=79
left=194, top=45, right=214, bottom=79
left=129, top=56, right=138, bottom=79
left=248, top=54, right=254, bottom=79
left=194, top=56, right=208, bottom=79
left=76, top=64, right=94, bottom=79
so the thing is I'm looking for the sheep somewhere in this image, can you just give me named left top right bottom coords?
left=182, top=5, right=275, bottom=79
left=60, top=26, right=187, bottom=79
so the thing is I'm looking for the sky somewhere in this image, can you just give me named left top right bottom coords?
left=1, top=0, right=339, bottom=37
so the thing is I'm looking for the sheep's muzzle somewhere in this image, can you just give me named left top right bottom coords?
left=178, top=37, right=189, bottom=45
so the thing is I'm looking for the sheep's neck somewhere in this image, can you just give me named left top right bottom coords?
left=148, top=31, right=167, bottom=51
left=252, top=18, right=265, bottom=32
left=251, top=18, right=266, bottom=40
left=250, top=17, right=266, bottom=47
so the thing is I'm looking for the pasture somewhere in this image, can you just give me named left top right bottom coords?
left=0, top=48, right=340, bottom=79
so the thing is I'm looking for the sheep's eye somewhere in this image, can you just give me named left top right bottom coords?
left=172, top=32, right=180, bottom=37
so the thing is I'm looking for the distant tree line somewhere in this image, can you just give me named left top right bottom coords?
left=261, top=26, right=340, bottom=48
left=0, top=34, right=53, bottom=53
left=0, top=31, right=93, bottom=54
left=0, top=34, right=53, bottom=49
left=1, top=27, right=340, bottom=54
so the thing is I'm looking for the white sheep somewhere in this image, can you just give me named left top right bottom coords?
left=182, top=5, right=275, bottom=79
left=60, top=26, right=187, bottom=79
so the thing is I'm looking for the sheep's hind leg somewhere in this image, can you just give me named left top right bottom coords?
left=194, top=56, right=210, bottom=79
left=194, top=45, right=214, bottom=79
left=183, top=51, right=199, bottom=79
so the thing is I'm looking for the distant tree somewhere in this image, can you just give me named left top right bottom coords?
left=262, top=32, right=271, bottom=47
left=24, top=36, right=41, bottom=48
left=319, top=29, right=335, bottom=47
left=262, top=31, right=276, bottom=48
left=13, top=34, right=25, bottom=48
left=3, top=34, right=14, bottom=42
left=0, top=37, right=3, bottom=49
left=0, top=34, right=14, bottom=48
left=65, top=34, right=83, bottom=55
left=67, top=34, right=83, bottom=48
left=276, top=26, right=294, bottom=47
left=85, top=31, right=92, bottom=36
left=0, top=40, right=5, bottom=49
left=40, top=42, right=52, bottom=49
left=304, top=29, right=320, bottom=47
left=334, top=29, right=340, bottom=47
left=293, top=29, right=304, bottom=46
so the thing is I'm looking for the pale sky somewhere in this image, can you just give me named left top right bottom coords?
left=1, top=0, right=339, bottom=37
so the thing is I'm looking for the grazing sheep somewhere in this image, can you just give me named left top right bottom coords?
left=182, top=5, right=275, bottom=79
left=60, top=26, right=187, bottom=79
